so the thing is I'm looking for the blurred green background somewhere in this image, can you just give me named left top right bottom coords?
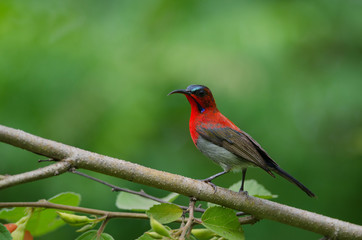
left=1, top=0, right=361, bottom=239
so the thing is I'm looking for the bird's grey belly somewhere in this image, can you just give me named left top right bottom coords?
left=196, top=136, right=253, bottom=172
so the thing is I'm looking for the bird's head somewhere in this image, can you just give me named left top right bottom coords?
left=168, top=85, right=217, bottom=113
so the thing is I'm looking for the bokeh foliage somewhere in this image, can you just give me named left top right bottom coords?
left=0, top=0, right=361, bottom=239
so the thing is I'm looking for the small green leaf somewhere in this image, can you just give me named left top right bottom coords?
left=145, top=232, right=163, bottom=239
left=150, top=216, right=171, bottom=238
left=201, top=206, right=244, bottom=240
left=115, top=192, right=179, bottom=211
left=98, top=232, right=114, bottom=240
left=191, top=228, right=216, bottom=240
left=161, top=192, right=179, bottom=202
left=48, top=192, right=82, bottom=206
left=229, top=180, right=278, bottom=199
left=57, top=212, right=95, bottom=226
left=207, top=202, right=218, bottom=209
left=75, top=230, right=97, bottom=240
left=187, top=235, right=198, bottom=240
left=146, top=203, right=183, bottom=224
left=76, top=222, right=97, bottom=232
left=115, top=192, right=158, bottom=211
left=136, top=232, right=155, bottom=240
left=75, top=230, right=114, bottom=240
left=0, top=207, right=27, bottom=223
left=0, top=223, right=12, bottom=240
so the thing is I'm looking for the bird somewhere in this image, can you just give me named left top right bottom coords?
left=168, top=84, right=315, bottom=197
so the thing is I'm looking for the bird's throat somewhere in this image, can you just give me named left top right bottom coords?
left=186, top=95, right=205, bottom=113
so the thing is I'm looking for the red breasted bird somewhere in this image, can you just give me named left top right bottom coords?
left=169, top=84, right=315, bottom=197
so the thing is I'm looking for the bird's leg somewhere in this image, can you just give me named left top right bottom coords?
left=239, top=168, right=247, bottom=193
left=201, top=170, right=229, bottom=182
left=199, top=170, right=229, bottom=192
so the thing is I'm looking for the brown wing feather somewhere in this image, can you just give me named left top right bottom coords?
left=241, top=131, right=279, bottom=167
left=197, top=126, right=275, bottom=176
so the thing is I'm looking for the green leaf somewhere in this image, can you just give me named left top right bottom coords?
left=0, top=223, right=12, bottom=240
left=99, top=233, right=114, bottom=240
left=48, top=192, right=81, bottom=206
left=201, top=206, right=244, bottom=240
left=0, top=207, right=27, bottom=222
left=187, top=235, right=198, bottom=240
left=150, top=216, right=171, bottom=238
left=75, top=230, right=97, bottom=240
left=191, top=228, right=216, bottom=240
left=136, top=232, right=155, bottom=240
left=206, top=201, right=217, bottom=209
left=115, top=192, right=179, bottom=211
left=0, top=192, right=81, bottom=237
left=229, top=179, right=278, bottom=199
left=57, top=212, right=95, bottom=226
left=161, top=192, right=179, bottom=202
left=75, top=230, right=114, bottom=240
left=115, top=192, right=158, bottom=211
left=146, top=203, right=183, bottom=224
left=76, top=222, right=98, bottom=232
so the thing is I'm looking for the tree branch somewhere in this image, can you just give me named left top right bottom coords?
left=0, top=202, right=149, bottom=220
left=0, top=124, right=361, bottom=240
left=0, top=161, right=71, bottom=188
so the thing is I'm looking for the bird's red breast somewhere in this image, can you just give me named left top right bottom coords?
left=189, top=107, right=240, bottom=146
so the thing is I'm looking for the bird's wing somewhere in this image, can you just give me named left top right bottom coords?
left=196, top=126, right=275, bottom=176
left=241, top=131, right=278, bottom=167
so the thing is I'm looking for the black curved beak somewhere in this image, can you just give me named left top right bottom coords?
left=168, top=89, right=190, bottom=96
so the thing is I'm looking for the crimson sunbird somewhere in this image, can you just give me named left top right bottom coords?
left=169, top=84, right=315, bottom=197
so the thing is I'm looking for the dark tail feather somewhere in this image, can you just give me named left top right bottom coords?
left=273, top=166, right=316, bottom=198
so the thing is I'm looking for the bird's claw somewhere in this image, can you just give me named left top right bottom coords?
left=239, top=190, right=249, bottom=195
left=198, top=179, right=217, bottom=192
left=206, top=181, right=217, bottom=192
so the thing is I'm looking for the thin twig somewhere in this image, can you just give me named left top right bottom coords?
left=70, top=168, right=171, bottom=203
left=238, top=215, right=259, bottom=225
left=236, top=211, right=247, bottom=216
left=97, top=216, right=110, bottom=238
left=319, top=236, right=335, bottom=240
left=38, top=158, right=58, bottom=163
left=180, top=197, right=197, bottom=240
left=69, top=168, right=206, bottom=213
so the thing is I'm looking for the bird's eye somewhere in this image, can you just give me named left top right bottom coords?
left=194, top=89, right=206, bottom=97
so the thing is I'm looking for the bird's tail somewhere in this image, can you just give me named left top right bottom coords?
left=272, top=166, right=316, bottom=198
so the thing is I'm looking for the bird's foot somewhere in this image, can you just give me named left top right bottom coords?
left=205, top=181, right=217, bottom=192
left=239, top=189, right=249, bottom=195
left=198, top=178, right=218, bottom=192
